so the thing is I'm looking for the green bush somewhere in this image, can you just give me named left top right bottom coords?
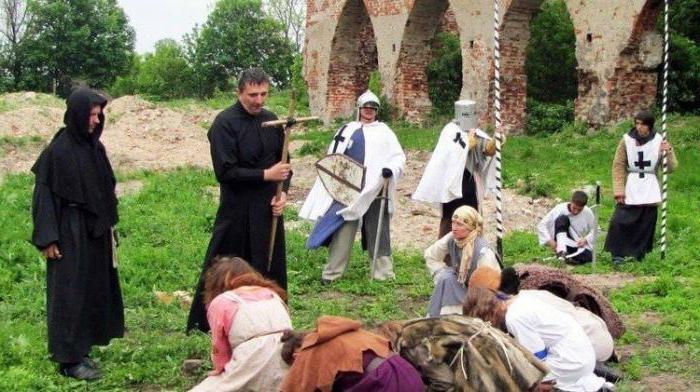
left=665, top=34, right=700, bottom=114
left=110, top=55, right=141, bottom=97
left=518, top=173, right=555, bottom=198
left=663, top=0, right=700, bottom=114
left=137, top=40, right=194, bottom=100
left=290, top=53, right=309, bottom=108
left=525, top=0, right=577, bottom=103
left=368, top=71, right=395, bottom=122
left=525, top=99, right=574, bottom=135
left=426, top=32, right=462, bottom=115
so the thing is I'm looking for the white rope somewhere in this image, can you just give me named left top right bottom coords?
left=493, top=0, right=504, bottom=259
left=659, top=0, right=670, bottom=259
left=449, top=342, right=470, bottom=382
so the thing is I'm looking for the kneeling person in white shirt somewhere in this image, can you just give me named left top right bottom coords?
left=537, top=191, right=595, bottom=265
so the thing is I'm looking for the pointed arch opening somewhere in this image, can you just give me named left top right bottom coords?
left=326, top=0, right=379, bottom=119
left=393, top=0, right=455, bottom=122
left=500, top=0, right=579, bottom=133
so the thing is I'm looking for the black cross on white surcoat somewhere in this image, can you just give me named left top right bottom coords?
left=332, top=125, right=348, bottom=153
left=634, top=151, right=652, bottom=178
left=453, top=132, right=466, bottom=149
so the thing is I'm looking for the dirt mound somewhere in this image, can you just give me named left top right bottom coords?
left=0, top=107, right=65, bottom=138
left=0, top=91, right=64, bottom=111
left=102, top=96, right=216, bottom=171
left=0, top=94, right=221, bottom=174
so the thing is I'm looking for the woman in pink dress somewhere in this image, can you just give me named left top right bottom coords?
left=190, top=256, right=292, bottom=391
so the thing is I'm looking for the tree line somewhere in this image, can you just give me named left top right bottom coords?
left=1, top=0, right=697, bottom=113
left=0, top=0, right=304, bottom=99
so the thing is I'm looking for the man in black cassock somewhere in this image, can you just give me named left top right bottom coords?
left=187, top=68, right=291, bottom=332
left=31, top=88, right=123, bottom=380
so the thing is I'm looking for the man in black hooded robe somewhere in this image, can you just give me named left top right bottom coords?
left=31, top=88, right=123, bottom=380
left=187, top=68, right=292, bottom=333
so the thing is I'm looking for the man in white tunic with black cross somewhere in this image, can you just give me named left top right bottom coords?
left=604, top=110, right=677, bottom=265
left=300, top=90, right=406, bottom=284
left=413, top=100, right=498, bottom=237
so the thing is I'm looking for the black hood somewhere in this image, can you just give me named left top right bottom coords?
left=627, top=127, right=656, bottom=145
left=63, top=88, right=108, bottom=141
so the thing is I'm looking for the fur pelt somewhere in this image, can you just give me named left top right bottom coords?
left=515, top=264, right=625, bottom=338
left=375, top=316, right=547, bottom=392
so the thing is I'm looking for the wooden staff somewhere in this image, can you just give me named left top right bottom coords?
left=262, top=111, right=319, bottom=271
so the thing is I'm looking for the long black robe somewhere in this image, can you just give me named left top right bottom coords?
left=31, top=88, right=124, bottom=363
left=187, top=101, right=291, bottom=333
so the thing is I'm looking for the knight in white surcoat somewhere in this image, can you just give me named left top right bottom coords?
left=604, top=111, right=678, bottom=265
left=413, top=100, right=499, bottom=237
left=299, top=90, right=406, bottom=283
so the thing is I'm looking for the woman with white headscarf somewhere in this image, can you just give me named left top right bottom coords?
left=424, top=205, right=500, bottom=317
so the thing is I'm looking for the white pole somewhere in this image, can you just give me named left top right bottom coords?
left=493, top=0, right=504, bottom=259
left=659, top=0, right=670, bottom=259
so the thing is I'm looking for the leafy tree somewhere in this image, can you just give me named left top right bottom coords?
left=666, top=34, right=700, bottom=114
left=20, top=0, right=135, bottom=95
left=263, top=0, right=305, bottom=52
left=525, top=0, right=577, bottom=104
left=135, top=39, right=194, bottom=100
left=109, top=53, right=140, bottom=97
left=662, top=0, right=700, bottom=113
left=185, top=0, right=294, bottom=97
left=0, top=0, right=33, bottom=91
left=290, top=52, right=308, bottom=107
left=426, top=32, right=462, bottom=115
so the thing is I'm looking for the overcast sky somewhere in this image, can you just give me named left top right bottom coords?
left=117, top=0, right=217, bottom=54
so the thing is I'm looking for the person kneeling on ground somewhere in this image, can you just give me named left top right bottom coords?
left=279, top=315, right=424, bottom=392
left=537, top=190, right=596, bottom=265
left=478, top=267, right=616, bottom=363
left=425, top=205, right=500, bottom=317
left=189, top=256, right=292, bottom=392
left=464, top=286, right=615, bottom=392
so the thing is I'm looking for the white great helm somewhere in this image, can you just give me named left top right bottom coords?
left=356, top=90, right=380, bottom=120
left=454, top=99, right=478, bottom=131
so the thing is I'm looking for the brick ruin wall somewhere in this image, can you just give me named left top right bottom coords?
left=304, top=0, right=662, bottom=132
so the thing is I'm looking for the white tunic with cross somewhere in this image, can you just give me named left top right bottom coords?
left=412, top=122, right=496, bottom=208
left=623, top=133, right=662, bottom=205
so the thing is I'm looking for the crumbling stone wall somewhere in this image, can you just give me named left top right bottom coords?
left=304, top=0, right=662, bottom=130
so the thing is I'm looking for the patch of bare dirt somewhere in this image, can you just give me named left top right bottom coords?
left=637, top=311, right=663, bottom=326
left=628, top=373, right=699, bottom=391
left=115, top=180, right=144, bottom=198
left=286, top=149, right=557, bottom=251
left=0, top=142, right=46, bottom=174
left=576, top=273, right=654, bottom=295
left=102, top=96, right=217, bottom=171
left=0, top=106, right=65, bottom=138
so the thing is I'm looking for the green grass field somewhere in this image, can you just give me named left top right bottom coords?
left=0, top=105, right=698, bottom=390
